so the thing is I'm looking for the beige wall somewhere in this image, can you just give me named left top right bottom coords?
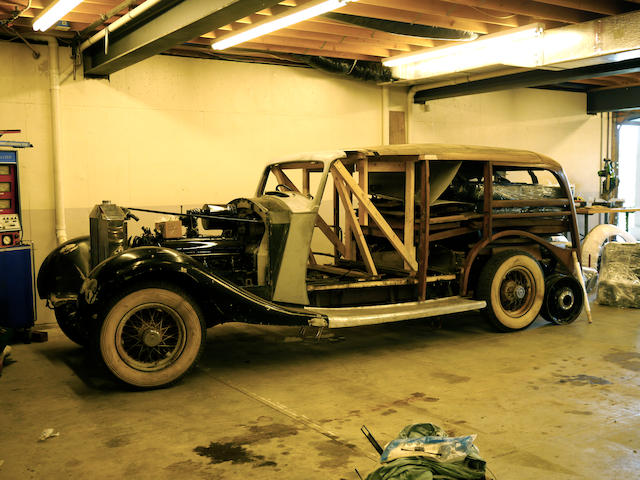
left=1, top=41, right=383, bottom=322
left=408, top=88, right=601, bottom=200
left=0, top=40, right=601, bottom=323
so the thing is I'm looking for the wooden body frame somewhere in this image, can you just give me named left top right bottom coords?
left=259, top=145, right=582, bottom=302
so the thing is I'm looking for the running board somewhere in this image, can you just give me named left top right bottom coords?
left=305, top=296, right=486, bottom=328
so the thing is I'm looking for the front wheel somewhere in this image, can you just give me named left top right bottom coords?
left=96, top=286, right=205, bottom=388
left=477, top=250, right=545, bottom=332
left=55, top=303, right=89, bottom=347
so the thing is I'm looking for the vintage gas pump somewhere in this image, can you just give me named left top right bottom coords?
left=0, top=131, right=36, bottom=333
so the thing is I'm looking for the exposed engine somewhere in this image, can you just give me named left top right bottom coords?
left=91, top=200, right=266, bottom=287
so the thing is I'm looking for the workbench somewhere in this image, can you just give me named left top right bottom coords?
left=575, top=205, right=640, bottom=237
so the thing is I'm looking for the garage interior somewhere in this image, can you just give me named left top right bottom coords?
left=1, top=1, right=640, bottom=479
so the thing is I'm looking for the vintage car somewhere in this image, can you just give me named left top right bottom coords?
left=38, top=144, right=585, bottom=388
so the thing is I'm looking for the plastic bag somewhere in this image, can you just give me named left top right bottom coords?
left=381, top=434, right=477, bottom=463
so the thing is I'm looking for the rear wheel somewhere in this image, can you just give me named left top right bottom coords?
left=96, top=286, right=205, bottom=388
left=540, top=274, right=583, bottom=325
left=478, top=250, right=545, bottom=332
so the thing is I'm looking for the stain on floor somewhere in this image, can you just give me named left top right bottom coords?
left=604, top=351, right=640, bottom=371
left=193, top=441, right=277, bottom=468
left=312, top=439, right=356, bottom=469
left=431, top=372, right=472, bottom=384
left=557, top=374, right=611, bottom=386
left=241, top=423, right=299, bottom=444
left=105, top=435, right=130, bottom=448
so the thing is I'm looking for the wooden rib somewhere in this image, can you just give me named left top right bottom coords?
left=264, top=28, right=414, bottom=52
left=333, top=170, right=378, bottom=276
left=271, top=166, right=347, bottom=257
left=303, top=169, right=310, bottom=195
left=404, top=161, right=415, bottom=269
left=357, top=159, right=368, bottom=227
left=417, top=160, right=430, bottom=300
left=483, top=162, right=492, bottom=239
left=204, top=17, right=437, bottom=49
left=448, top=0, right=597, bottom=23
left=429, top=227, right=475, bottom=242
left=527, top=0, right=629, bottom=15
left=359, top=0, right=522, bottom=27
left=333, top=161, right=418, bottom=272
left=430, top=212, right=483, bottom=224
left=316, top=216, right=347, bottom=258
left=301, top=18, right=437, bottom=48
left=336, top=3, right=500, bottom=34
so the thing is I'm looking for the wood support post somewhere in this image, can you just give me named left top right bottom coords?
left=333, top=169, right=378, bottom=275
left=417, top=160, right=430, bottom=300
left=483, top=162, right=493, bottom=240
left=332, top=161, right=418, bottom=272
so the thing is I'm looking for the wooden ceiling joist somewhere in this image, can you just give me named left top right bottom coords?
left=2, top=0, right=640, bottom=93
left=447, top=0, right=598, bottom=24
left=251, top=33, right=394, bottom=57
left=265, top=28, right=414, bottom=53
left=303, top=18, right=438, bottom=48
left=359, top=0, right=523, bottom=28
left=531, top=0, right=631, bottom=16
left=335, top=3, right=501, bottom=34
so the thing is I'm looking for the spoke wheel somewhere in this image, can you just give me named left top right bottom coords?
left=97, top=286, right=205, bottom=388
left=116, top=303, right=186, bottom=372
left=478, top=250, right=545, bottom=332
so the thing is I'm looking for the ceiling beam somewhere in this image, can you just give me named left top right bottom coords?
left=306, top=18, right=438, bottom=47
left=83, top=0, right=282, bottom=76
left=442, top=0, right=598, bottom=23
left=587, top=85, right=640, bottom=113
left=253, top=33, right=394, bottom=57
left=530, top=0, right=631, bottom=16
left=358, top=0, right=523, bottom=27
left=413, top=57, right=640, bottom=103
left=335, top=3, right=500, bottom=34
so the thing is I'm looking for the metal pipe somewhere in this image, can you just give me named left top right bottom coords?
left=79, top=0, right=164, bottom=52
left=47, top=38, right=68, bottom=244
left=79, top=0, right=139, bottom=39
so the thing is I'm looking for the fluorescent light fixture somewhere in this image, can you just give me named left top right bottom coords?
left=212, top=0, right=356, bottom=51
left=33, top=0, right=83, bottom=32
left=383, top=24, right=544, bottom=80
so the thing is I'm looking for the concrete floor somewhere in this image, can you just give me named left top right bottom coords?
left=1, top=303, right=639, bottom=479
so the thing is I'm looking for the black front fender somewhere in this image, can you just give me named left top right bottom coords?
left=79, top=246, right=324, bottom=327
left=37, top=236, right=91, bottom=301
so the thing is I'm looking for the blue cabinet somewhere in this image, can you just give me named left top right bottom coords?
left=0, top=244, right=36, bottom=329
